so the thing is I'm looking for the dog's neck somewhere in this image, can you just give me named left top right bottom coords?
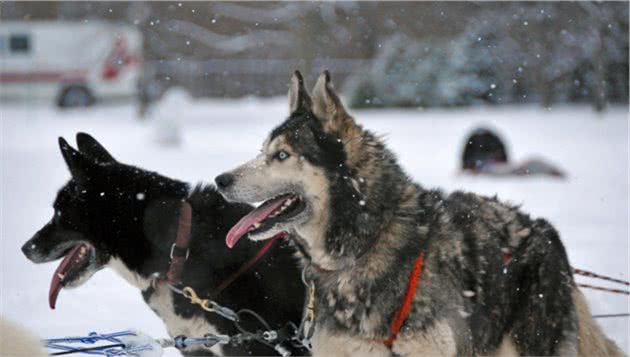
left=297, top=128, right=424, bottom=273
left=329, top=141, right=416, bottom=259
left=305, top=184, right=422, bottom=273
left=301, top=182, right=432, bottom=339
left=108, top=184, right=257, bottom=293
left=105, top=186, right=195, bottom=290
left=106, top=186, right=195, bottom=290
left=108, top=256, right=153, bottom=290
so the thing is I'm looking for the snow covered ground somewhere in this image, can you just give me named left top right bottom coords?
left=1, top=96, right=628, bottom=356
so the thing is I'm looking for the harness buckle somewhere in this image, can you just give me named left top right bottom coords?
left=262, top=331, right=278, bottom=342
left=170, top=243, right=190, bottom=260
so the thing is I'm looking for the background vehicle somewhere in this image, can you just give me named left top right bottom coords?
left=0, top=21, right=142, bottom=107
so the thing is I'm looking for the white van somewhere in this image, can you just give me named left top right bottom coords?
left=0, top=21, right=142, bottom=107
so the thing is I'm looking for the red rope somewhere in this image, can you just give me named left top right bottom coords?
left=577, top=283, right=630, bottom=296
left=384, top=252, right=425, bottom=348
left=213, top=235, right=281, bottom=295
left=573, top=268, right=629, bottom=286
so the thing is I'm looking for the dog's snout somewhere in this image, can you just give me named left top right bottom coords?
left=215, top=173, right=235, bottom=190
left=21, top=238, right=37, bottom=259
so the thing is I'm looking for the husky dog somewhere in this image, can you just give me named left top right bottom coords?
left=215, top=71, right=622, bottom=356
left=21, top=133, right=304, bottom=356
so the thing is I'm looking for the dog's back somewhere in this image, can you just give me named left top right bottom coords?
left=405, top=190, right=622, bottom=355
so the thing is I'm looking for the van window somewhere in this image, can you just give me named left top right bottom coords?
left=9, top=34, right=29, bottom=53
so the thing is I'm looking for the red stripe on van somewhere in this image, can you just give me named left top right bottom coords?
left=0, top=70, right=87, bottom=83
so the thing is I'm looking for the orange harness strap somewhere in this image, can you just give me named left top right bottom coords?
left=383, top=251, right=425, bottom=348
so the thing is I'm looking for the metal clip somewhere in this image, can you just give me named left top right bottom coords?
left=182, top=286, right=216, bottom=313
left=170, top=243, right=190, bottom=260
left=306, top=281, right=315, bottom=323
left=274, top=343, right=292, bottom=357
left=262, top=330, right=278, bottom=342
left=203, top=334, right=230, bottom=348
left=229, top=333, right=256, bottom=346
left=213, top=304, right=239, bottom=322
left=300, top=336, right=313, bottom=352
left=293, top=274, right=316, bottom=352
left=173, top=335, right=187, bottom=350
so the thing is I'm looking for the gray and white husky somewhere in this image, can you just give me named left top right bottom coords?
left=215, top=71, right=622, bottom=356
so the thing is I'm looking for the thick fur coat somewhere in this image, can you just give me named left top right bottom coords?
left=216, top=71, right=622, bottom=356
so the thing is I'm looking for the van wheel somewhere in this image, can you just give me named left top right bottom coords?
left=57, top=86, right=94, bottom=108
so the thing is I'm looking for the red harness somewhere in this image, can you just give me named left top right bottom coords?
left=384, top=251, right=425, bottom=348
left=213, top=235, right=281, bottom=294
left=159, top=201, right=280, bottom=294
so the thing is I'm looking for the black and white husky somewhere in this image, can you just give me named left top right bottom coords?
left=21, top=133, right=304, bottom=356
left=215, top=71, right=623, bottom=356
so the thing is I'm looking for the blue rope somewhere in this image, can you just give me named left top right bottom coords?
left=44, top=329, right=234, bottom=356
left=44, top=330, right=154, bottom=357
left=46, top=331, right=136, bottom=344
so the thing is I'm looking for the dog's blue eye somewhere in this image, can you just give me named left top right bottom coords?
left=275, top=150, right=290, bottom=161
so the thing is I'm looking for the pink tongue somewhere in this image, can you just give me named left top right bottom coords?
left=226, top=197, right=289, bottom=248
left=49, top=243, right=85, bottom=310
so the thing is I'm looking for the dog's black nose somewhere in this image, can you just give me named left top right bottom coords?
left=21, top=239, right=35, bottom=258
left=215, top=173, right=235, bottom=190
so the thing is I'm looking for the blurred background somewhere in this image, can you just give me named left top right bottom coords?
left=1, top=2, right=628, bottom=356
left=1, top=1, right=628, bottom=112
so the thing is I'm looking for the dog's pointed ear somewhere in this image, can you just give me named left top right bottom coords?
left=288, top=70, right=312, bottom=114
left=289, top=71, right=312, bottom=114
left=76, top=132, right=116, bottom=163
left=312, top=71, right=366, bottom=168
left=311, top=70, right=353, bottom=133
left=59, top=137, right=97, bottom=183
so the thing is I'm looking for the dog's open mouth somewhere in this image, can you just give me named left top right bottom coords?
left=226, top=193, right=304, bottom=248
left=49, top=243, right=95, bottom=309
